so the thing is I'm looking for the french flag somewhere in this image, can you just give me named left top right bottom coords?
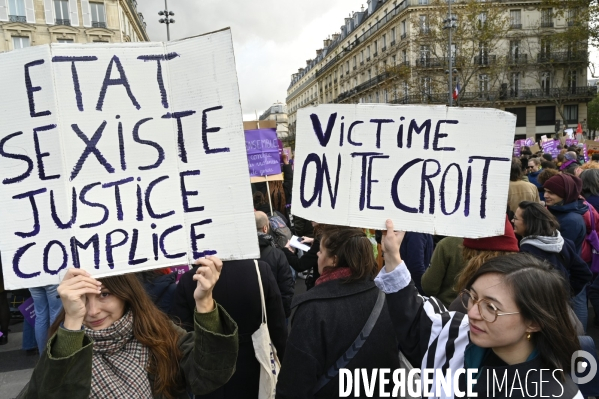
left=452, top=82, right=460, bottom=100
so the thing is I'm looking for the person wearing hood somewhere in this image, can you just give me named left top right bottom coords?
left=544, top=173, right=587, bottom=254
left=256, top=211, right=294, bottom=318
left=514, top=201, right=591, bottom=332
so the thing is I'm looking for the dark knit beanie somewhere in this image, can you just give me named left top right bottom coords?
left=543, top=174, right=582, bottom=204
left=463, top=216, right=519, bottom=252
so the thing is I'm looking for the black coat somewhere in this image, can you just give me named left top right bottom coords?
left=520, top=238, right=592, bottom=296
left=276, top=278, right=400, bottom=398
left=138, top=271, right=177, bottom=314
left=258, top=234, right=295, bottom=317
left=170, top=259, right=287, bottom=399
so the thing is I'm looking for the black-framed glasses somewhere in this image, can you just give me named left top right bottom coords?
left=460, top=289, right=520, bottom=322
left=527, top=165, right=535, bottom=169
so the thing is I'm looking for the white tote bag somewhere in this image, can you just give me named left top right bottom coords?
left=251, top=260, right=281, bottom=399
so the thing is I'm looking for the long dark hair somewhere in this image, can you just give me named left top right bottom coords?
left=50, top=273, right=183, bottom=398
left=466, top=253, right=580, bottom=379
left=319, top=227, right=377, bottom=282
left=518, top=201, right=560, bottom=237
left=581, top=169, right=599, bottom=198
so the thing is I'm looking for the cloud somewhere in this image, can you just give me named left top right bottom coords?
left=137, top=0, right=361, bottom=120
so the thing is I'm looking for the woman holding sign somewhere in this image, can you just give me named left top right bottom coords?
left=17, top=256, right=238, bottom=399
left=378, top=220, right=583, bottom=398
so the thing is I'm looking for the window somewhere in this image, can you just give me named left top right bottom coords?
left=353, top=56, right=357, bottom=68
left=419, top=15, right=429, bottom=34
left=419, top=45, right=430, bottom=65
left=8, top=0, right=25, bottom=22
left=540, top=38, right=551, bottom=59
left=505, top=107, right=526, bottom=127
left=418, top=0, right=428, bottom=4
left=374, top=41, right=378, bottom=54
left=568, top=8, right=578, bottom=26
left=402, top=49, right=407, bottom=63
left=511, top=72, right=520, bottom=97
left=420, top=77, right=432, bottom=98
left=478, top=74, right=489, bottom=94
left=90, top=2, right=106, bottom=27
left=541, top=9, right=553, bottom=27
left=57, top=38, right=74, bottom=43
left=567, top=70, right=577, bottom=91
left=367, top=46, right=371, bottom=58
left=12, top=36, right=30, bottom=49
left=541, top=71, right=551, bottom=93
left=391, top=27, right=396, bottom=42
left=345, top=61, right=349, bottom=73
left=401, top=20, right=406, bottom=35
left=509, top=40, right=520, bottom=62
left=382, top=35, right=386, bottom=48
left=54, top=0, right=69, bottom=25
left=360, top=51, right=364, bottom=63
left=478, top=42, right=488, bottom=65
left=392, top=55, right=397, bottom=66
left=478, top=12, right=487, bottom=27
left=402, top=82, right=409, bottom=99
left=564, top=105, right=578, bottom=125
left=510, top=10, right=521, bottom=28
left=536, top=106, right=555, bottom=126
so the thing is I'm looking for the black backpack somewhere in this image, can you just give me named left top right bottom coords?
left=269, top=214, right=292, bottom=248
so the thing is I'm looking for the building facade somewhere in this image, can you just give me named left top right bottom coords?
left=259, top=102, right=289, bottom=139
left=0, top=0, right=149, bottom=52
left=286, top=0, right=597, bottom=140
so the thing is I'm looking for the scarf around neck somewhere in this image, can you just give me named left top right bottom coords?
left=520, top=231, right=565, bottom=253
left=85, top=310, right=153, bottom=399
left=315, top=267, right=353, bottom=286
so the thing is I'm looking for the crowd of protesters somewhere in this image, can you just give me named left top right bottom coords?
left=4, top=140, right=599, bottom=398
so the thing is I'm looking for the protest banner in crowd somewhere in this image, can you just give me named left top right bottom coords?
left=291, top=104, right=516, bottom=238
left=244, top=128, right=282, bottom=177
left=0, top=29, right=259, bottom=289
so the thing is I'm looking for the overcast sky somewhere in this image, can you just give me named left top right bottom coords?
left=137, top=0, right=361, bottom=120
left=137, top=0, right=599, bottom=121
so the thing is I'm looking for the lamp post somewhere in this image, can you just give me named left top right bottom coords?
left=158, top=0, right=175, bottom=41
left=443, top=1, right=457, bottom=106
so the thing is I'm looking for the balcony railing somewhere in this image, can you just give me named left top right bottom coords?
left=374, top=52, right=378, bottom=57
left=537, top=51, right=587, bottom=63
left=382, top=46, right=387, bottom=52
left=387, top=86, right=598, bottom=105
left=416, top=57, right=458, bottom=68
left=391, top=40, right=396, bottom=46
left=92, top=21, right=107, bottom=28
left=510, top=23, right=522, bottom=29
left=474, top=54, right=497, bottom=66
left=508, top=54, right=528, bottom=64
left=56, top=19, right=71, bottom=26
left=401, top=33, right=407, bottom=40
left=540, top=21, right=554, bottom=28
left=9, top=15, right=26, bottom=23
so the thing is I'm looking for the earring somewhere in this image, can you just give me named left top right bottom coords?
left=526, top=333, right=531, bottom=341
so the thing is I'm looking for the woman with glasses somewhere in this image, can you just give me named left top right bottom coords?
left=377, top=220, right=582, bottom=398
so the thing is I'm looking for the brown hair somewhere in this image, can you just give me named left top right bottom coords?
left=50, top=274, right=183, bottom=398
left=268, top=181, right=287, bottom=215
left=320, top=227, right=377, bottom=282
left=455, top=248, right=515, bottom=292
left=466, top=254, right=580, bottom=379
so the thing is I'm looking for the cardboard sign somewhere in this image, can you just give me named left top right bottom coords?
left=245, top=128, right=282, bottom=177
left=530, top=144, right=540, bottom=154
left=585, top=140, right=599, bottom=151
left=0, top=30, right=259, bottom=290
left=291, top=105, right=515, bottom=238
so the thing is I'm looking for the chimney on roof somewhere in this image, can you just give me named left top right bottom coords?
left=332, top=33, right=340, bottom=41
left=323, top=38, right=332, bottom=47
left=306, top=59, right=312, bottom=66
left=316, top=49, right=323, bottom=56
left=298, top=68, right=304, bottom=74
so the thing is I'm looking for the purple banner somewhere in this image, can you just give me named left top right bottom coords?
left=245, top=128, right=282, bottom=177
left=18, top=297, right=35, bottom=327
left=171, top=265, right=190, bottom=284
left=542, top=140, right=561, bottom=158
left=566, top=139, right=579, bottom=147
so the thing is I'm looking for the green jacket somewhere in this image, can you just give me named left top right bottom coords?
left=421, top=237, right=465, bottom=307
left=17, top=304, right=238, bottom=399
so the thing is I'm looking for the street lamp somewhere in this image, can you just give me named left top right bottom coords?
left=158, top=0, right=175, bottom=41
left=443, top=1, right=457, bottom=106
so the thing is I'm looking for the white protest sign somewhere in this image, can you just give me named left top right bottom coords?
left=0, top=29, right=259, bottom=289
left=291, top=104, right=516, bottom=238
